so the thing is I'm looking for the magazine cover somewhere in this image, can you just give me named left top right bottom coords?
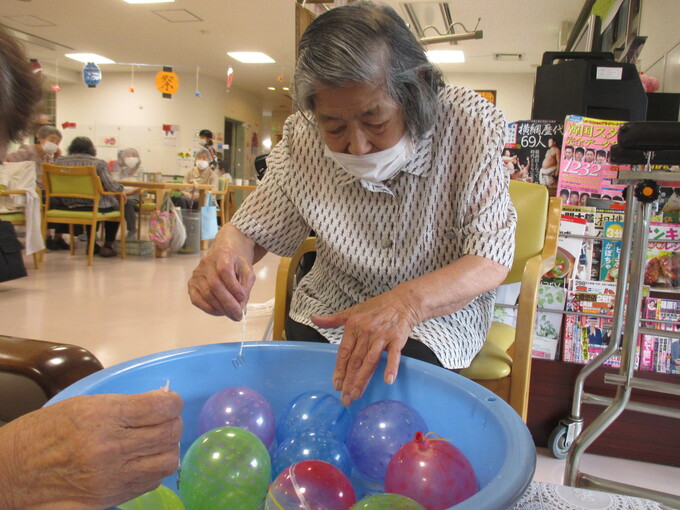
left=532, top=278, right=567, bottom=360
left=504, top=120, right=564, bottom=191
left=600, top=220, right=624, bottom=282
left=563, top=205, right=596, bottom=281
left=644, top=222, right=680, bottom=290
left=557, top=116, right=630, bottom=206
left=544, top=215, right=587, bottom=282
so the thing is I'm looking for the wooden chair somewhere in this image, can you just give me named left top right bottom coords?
left=271, top=181, right=561, bottom=422
left=273, top=236, right=317, bottom=340
left=0, top=335, right=103, bottom=424
left=136, top=188, right=157, bottom=239
left=42, top=163, right=126, bottom=266
left=0, top=187, right=42, bottom=269
left=213, top=177, right=231, bottom=226
left=459, top=180, right=561, bottom=421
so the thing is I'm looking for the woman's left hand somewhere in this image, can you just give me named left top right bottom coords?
left=311, top=289, right=422, bottom=407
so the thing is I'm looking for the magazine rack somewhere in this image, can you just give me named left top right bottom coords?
left=558, top=122, right=680, bottom=507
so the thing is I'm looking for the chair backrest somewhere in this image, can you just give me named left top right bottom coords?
left=273, top=237, right=317, bottom=340
left=505, top=180, right=550, bottom=284
left=42, top=163, right=102, bottom=200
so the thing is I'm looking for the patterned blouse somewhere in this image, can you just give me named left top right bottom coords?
left=232, top=85, right=516, bottom=368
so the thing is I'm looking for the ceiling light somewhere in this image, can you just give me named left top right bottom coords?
left=124, top=0, right=175, bottom=4
left=227, top=52, right=275, bottom=64
left=282, top=86, right=290, bottom=91
left=65, top=53, right=115, bottom=64
left=267, top=87, right=276, bottom=91
left=426, top=50, right=465, bottom=63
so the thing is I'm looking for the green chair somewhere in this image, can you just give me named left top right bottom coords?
left=42, top=163, right=126, bottom=266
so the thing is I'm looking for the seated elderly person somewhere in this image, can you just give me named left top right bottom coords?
left=5, top=124, right=62, bottom=188
left=112, top=147, right=144, bottom=238
left=54, top=136, right=125, bottom=258
left=188, top=1, right=516, bottom=407
left=174, top=148, right=218, bottom=209
left=6, top=125, right=68, bottom=250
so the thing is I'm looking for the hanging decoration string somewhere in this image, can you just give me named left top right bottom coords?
left=130, top=64, right=135, bottom=93
left=51, top=59, right=61, bottom=92
left=195, top=65, right=201, bottom=97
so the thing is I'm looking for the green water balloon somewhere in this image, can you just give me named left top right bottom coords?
left=178, top=426, right=271, bottom=510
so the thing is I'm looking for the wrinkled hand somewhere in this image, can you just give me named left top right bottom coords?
left=311, top=290, right=422, bottom=406
left=1, top=389, right=183, bottom=510
left=188, top=243, right=255, bottom=320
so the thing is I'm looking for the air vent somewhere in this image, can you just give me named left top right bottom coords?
left=152, top=9, right=202, bottom=23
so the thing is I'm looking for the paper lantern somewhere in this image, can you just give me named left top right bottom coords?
left=156, top=67, right=179, bottom=98
left=83, top=62, right=101, bottom=88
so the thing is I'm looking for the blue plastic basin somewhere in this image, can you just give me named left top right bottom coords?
left=48, top=341, right=535, bottom=509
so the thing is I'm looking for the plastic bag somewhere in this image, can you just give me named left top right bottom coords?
left=148, top=193, right=174, bottom=250
left=200, top=192, right=219, bottom=240
left=169, top=205, right=187, bottom=252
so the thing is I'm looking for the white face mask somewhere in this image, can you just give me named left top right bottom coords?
left=196, top=160, right=210, bottom=171
left=42, top=141, right=59, bottom=156
left=124, top=157, right=139, bottom=169
left=324, top=133, right=413, bottom=184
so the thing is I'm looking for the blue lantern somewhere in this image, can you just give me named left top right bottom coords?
left=83, top=62, right=101, bottom=88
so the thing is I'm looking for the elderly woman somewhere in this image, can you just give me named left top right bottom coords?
left=112, top=147, right=143, bottom=238
left=188, top=1, right=516, bottom=406
left=5, top=124, right=62, bottom=187
left=175, top=148, right=218, bottom=209
left=55, top=137, right=125, bottom=258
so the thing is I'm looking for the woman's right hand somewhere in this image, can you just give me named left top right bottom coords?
left=187, top=225, right=258, bottom=320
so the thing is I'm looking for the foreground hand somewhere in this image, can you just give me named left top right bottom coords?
left=311, top=291, right=422, bottom=406
left=188, top=243, right=255, bottom=320
left=0, top=389, right=183, bottom=510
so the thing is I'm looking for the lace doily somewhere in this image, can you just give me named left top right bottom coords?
left=512, top=482, right=665, bottom=510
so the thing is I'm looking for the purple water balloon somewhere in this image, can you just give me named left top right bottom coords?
left=198, top=386, right=275, bottom=448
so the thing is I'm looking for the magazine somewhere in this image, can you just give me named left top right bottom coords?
left=544, top=215, right=587, bottom=282
left=640, top=297, right=680, bottom=373
left=532, top=278, right=567, bottom=360
left=557, top=116, right=630, bottom=207
left=562, top=280, right=621, bottom=366
left=644, top=223, right=680, bottom=290
left=504, top=120, right=564, bottom=191
left=599, top=220, right=624, bottom=282
left=562, top=205, right=596, bottom=281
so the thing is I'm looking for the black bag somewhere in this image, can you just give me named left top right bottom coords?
left=0, top=221, right=27, bottom=283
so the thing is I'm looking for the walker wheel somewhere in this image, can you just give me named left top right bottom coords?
left=548, top=424, right=570, bottom=459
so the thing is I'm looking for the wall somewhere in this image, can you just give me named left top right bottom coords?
left=55, top=71, right=263, bottom=177
left=443, top=72, right=536, bottom=123
left=638, top=0, right=680, bottom=93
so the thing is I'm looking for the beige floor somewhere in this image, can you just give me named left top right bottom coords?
left=3, top=238, right=680, bottom=502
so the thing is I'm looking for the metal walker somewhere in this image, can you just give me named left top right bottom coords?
left=547, top=121, right=680, bottom=508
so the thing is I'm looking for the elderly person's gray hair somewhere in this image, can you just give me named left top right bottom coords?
left=293, top=1, right=444, bottom=139
left=195, top=148, right=212, bottom=161
left=36, top=125, right=62, bottom=141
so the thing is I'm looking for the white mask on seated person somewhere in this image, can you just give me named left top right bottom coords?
left=323, top=133, right=413, bottom=184
left=124, top=157, right=139, bottom=169
left=196, top=160, right=210, bottom=171
left=42, top=141, right=59, bottom=156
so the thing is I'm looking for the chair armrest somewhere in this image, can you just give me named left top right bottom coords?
left=0, top=189, right=27, bottom=197
left=0, top=335, right=103, bottom=398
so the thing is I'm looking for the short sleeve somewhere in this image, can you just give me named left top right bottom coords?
left=231, top=116, right=312, bottom=257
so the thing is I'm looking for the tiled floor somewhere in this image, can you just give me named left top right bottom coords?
left=3, top=238, right=680, bottom=502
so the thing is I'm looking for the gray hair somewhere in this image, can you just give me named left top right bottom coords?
left=293, top=1, right=444, bottom=139
left=36, top=125, right=62, bottom=141
left=195, top=148, right=211, bottom=160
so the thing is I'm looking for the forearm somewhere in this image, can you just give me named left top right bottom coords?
left=211, top=223, right=268, bottom=264
left=394, top=254, right=509, bottom=324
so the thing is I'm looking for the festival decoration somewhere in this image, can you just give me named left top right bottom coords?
left=83, top=62, right=101, bottom=88
left=156, top=66, right=179, bottom=98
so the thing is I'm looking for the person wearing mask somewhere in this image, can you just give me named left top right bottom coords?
left=6, top=125, right=68, bottom=250
left=175, top=148, right=218, bottom=209
left=55, top=137, right=126, bottom=258
left=198, top=129, right=218, bottom=168
left=188, top=2, right=515, bottom=407
left=0, top=23, right=183, bottom=509
left=112, top=147, right=144, bottom=239
left=5, top=124, right=62, bottom=187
